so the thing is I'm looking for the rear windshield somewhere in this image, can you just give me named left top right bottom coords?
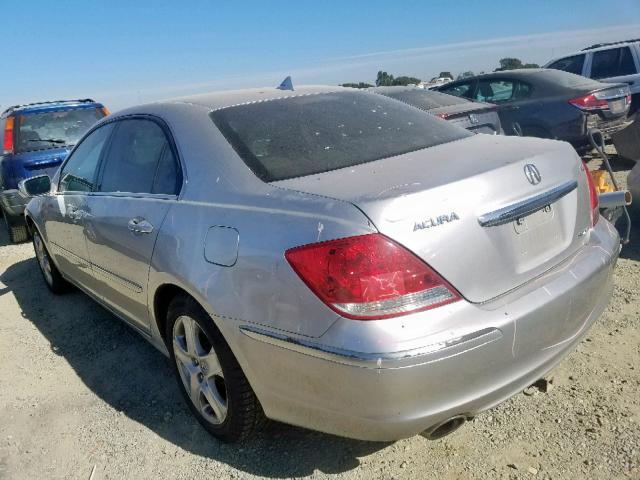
left=210, top=91, right=471, bottom=182
left=15, top=107, right=105, bottom=153
left=380, top=89, right=470, bottom=110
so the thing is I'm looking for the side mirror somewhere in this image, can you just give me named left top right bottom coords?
left=18, top=175, right=52, bottom=197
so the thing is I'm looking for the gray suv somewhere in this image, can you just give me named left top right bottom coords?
left=545, top=39, right=640, bottom=114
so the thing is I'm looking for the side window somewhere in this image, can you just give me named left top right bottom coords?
left=476, top=80, right=515, bottom=103
left=440, top=82, right=473, bottom=99
left=99, top=118, right=180, bottom=195
left=513, top=81, right=533, bottom=100
left=548, top=54, right=585, bottom=76
left=592, top=47, right=637, bottom=79
left=59, top=123, right=114, bottom=193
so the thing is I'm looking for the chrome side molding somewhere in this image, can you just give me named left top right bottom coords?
left=478, top=180, right=578, bottom=227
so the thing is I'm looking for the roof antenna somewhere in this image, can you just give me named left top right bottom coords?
left=277, top=76, right=294, bottom=91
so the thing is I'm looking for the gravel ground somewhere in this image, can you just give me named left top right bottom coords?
left=0, top=156, right=638, bottom=480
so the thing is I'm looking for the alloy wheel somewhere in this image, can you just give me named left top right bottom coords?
left=33, top=232, right=53, bottom=286
left=172, top=315, right=228, bottom=425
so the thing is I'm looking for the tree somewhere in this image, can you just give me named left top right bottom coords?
left=392, top=76, right=421, bottom=86
left=495, top=58, right=523, bottom=71
left=438, top=71, right=454, bottom=80
left=523, top=63, right=540, bottom=69
left=457, top=71, right=475, bottom=80
left=376, top=71, right=395, bottom=86
left=341, top=82, right=374, bottom=89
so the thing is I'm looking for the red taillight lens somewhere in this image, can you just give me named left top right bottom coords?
left=435, top=112, right=450, bottom=120
left=285, top=233, right=460, bottom=320
left=3, top=116, right=14, bottom=154
left=569, top=93, right=608, bottom=111
left=625, top=94, right=632, bottom=107
left=583, top=162, right=599, bottom=227
left=100, top=106, right=110, bottom=117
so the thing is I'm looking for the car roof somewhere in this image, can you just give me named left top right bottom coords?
left=1, top=99, right=103, bottom=117
left=166, top=85, right=346, bottom=111
left=545, top=39, right=640, bottom=65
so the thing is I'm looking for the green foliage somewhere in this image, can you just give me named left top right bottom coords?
left=376, top=71, right=395, bottom=86
left=494, top=58, right=540, bottom=72
left=341, top=82, right=374, bottom=89
left=392, top=76, right=421, bottom=86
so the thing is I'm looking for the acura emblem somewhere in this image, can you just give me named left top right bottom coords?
left=524, top=164, right=542, bottom=185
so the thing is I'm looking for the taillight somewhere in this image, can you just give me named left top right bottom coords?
left=569, top=93, right=608, bottom=111
left=285, top=233, right=460, bottom=320
left=625, top=94, right=632, bottom=107
left=584, top=162, right=599, bottom=227
left=3, top=116, right=14, bottom=154
left=100, top=106, right=110, bottom=117
left=435, top=112, right=450, bottom=120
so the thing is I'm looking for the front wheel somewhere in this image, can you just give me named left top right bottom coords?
left=33, top=230, right=70, bottom=294
left=2, top=207, right=28, bottom=243
left=166, top=294, right=265, bottom=443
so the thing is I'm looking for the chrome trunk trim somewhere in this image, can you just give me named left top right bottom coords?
left=478, top=180, right=578, bottom=227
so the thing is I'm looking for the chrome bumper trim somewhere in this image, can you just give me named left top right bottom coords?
left=478, top=180, right=578, bottom=227
left=239, top=324, right=502, bottom=369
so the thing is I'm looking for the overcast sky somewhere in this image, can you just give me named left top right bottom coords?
left=1, top=1, right=639, bottom=111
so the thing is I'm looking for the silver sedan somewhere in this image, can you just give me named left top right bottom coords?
left=22, top=86, right=619, bottom=443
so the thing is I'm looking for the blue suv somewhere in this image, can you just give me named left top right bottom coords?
left=1, top=99, right=107, bottom=242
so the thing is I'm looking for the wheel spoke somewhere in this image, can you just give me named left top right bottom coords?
left=201, top=380, right=227, bottom=421
left=182, top=317, right=199, bottom=356
left=172, top=339, right=192, bottom=366
left=199, top=350, right=223, bottom=377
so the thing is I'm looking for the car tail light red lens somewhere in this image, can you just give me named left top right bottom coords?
left=583, top=162, right=599, bottom=227
left=285, top=233, right=460, bottom=320
left=3, top=116, right=14, bottom=154
left=569, top=93, right=608, bottom=111
left=435, top=112, right=450, bottom=120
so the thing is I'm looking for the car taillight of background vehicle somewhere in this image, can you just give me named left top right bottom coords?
left=584, top=162, right=600, bottom=227
left=569, top=93, right=610, bottom=111
left=285, top=233, right=460, bottom=320
left=3, top=116, right=14, bottom=154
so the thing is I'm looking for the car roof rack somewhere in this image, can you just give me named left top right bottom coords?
left=1, top=98, right=96, bottom=116
left=582, top=38, right=640, bottom=51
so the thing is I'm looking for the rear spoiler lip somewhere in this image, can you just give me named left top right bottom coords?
left=478, top=180, right=578, bottom=227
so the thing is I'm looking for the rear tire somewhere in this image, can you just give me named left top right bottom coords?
left=32, top=229, right=70, bottom=294
left=166, top=294, right=265, bottom=443
left=2, top=207, right=28, bottom=243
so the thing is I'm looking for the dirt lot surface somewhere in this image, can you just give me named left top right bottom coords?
left=0, top=157, right=639, bottom=480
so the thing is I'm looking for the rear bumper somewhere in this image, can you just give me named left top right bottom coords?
left=0, top=189, right=27, bottom=218
left=234, top=219, right=619, bottom=441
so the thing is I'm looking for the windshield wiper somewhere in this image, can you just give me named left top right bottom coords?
left=28, top=138, right=66, bottom=144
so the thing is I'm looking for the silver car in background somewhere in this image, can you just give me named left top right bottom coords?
left=23, top=86, right=620, bottom=443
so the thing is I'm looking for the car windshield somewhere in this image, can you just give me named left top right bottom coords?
left=210, top=91, right=471, bottom=182
left=380, top=89, right=470, bottom=110
left=15, top=107, right=105, bottom=153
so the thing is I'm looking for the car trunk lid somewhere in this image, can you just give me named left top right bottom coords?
left=273, top=134, right=591, bottom=303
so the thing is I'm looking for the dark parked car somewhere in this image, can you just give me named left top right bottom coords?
left=370, top=86, right=502, bottom=134
left=436, top=69, right=631, bottom=152
left=545, top=39, right=640, bottom=115
left=0, top=99, right=108, bottom=242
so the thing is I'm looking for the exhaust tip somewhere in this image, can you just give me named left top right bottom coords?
left=423, top=415, right=467, bottom=440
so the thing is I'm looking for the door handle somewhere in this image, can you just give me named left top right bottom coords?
left=128, top=217, right=154, bottom=234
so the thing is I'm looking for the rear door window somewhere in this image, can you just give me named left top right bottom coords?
left=476, top=80, right=513, bottom=103
left=439, top=82, right=474, bottom=99
left=591, top=47, right=637, bottom=79
left=98, top=118, right=181, bottom=195
left=210, top=91, right=471, bottom=182
left=59, top=123, right=114, bottom=193
left=547, top=54, right=586, bottom=76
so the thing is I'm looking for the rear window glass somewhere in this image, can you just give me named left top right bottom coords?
left=380, top=89, right=469, bottom=110
left=547, top=54, right=585, bottom=76
left=15, top=107, right=105, bottom=153
left=210, top=92, right=471, bottom=182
